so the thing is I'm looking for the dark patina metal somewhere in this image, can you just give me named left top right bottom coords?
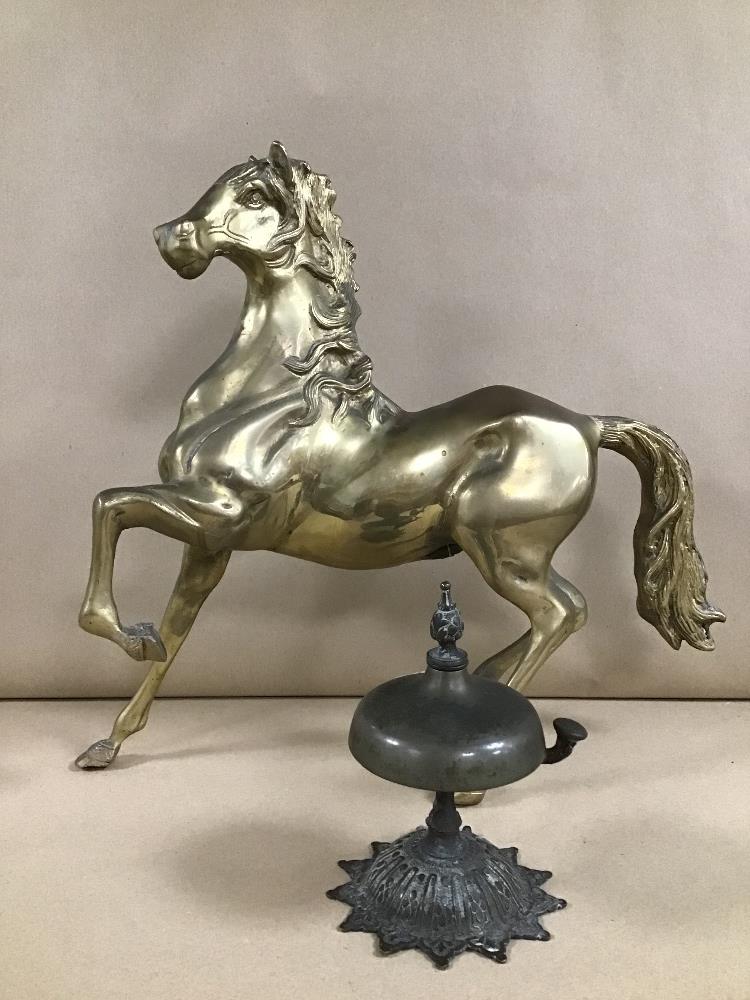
left=348, top=581, right=565, bottom=791
left=328, top=581, right=588, bottom=969
left=327, top=792, right=565, bottom=968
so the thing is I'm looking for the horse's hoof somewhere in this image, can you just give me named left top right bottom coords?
left=75, top=738, right=120, bottom=770
left=455, top=790, right=486, bottom=807
left=122, top=622, right=167, bottom=662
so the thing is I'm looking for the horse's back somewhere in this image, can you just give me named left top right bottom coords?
left=409, top=384, right=598, bottom=446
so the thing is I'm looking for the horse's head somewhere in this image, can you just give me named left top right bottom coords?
left=154, top=142, right=369, bottom=425
left=153, top=141, right=347, bottom=281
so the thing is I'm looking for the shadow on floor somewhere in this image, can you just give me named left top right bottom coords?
left=165, top=818, right=349, bottom=916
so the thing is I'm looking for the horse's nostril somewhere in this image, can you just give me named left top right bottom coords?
left=176, top=220, right=195, bottom=237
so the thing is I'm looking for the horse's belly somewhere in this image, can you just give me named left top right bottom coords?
left=274, top=503, right=446, bottom=569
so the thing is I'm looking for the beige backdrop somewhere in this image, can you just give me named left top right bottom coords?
left=2, top=0, right=747, bottom=697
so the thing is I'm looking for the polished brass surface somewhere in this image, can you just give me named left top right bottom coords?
left=76, top=142, right=724, bottom=771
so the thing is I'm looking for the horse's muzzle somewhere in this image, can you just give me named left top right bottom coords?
left=153, top=220, right=210, bottom=278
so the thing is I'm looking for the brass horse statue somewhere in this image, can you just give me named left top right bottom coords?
left=77, top=141, right=724, bottom=774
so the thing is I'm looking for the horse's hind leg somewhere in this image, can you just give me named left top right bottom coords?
left=473, top=629, right=532, bottom=683
left=453, top=523, right=587, bottom=805
left=502, top=565, right=587, bottom=690
left=75, top=545, right=230, bottom=769
left=474, top=568, right=587, bottom=685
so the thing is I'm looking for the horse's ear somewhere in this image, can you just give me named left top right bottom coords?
left=268, top=140, right=294, bottom=188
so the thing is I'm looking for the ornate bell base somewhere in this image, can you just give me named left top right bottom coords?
left=327, top=793, right=565, bottom=969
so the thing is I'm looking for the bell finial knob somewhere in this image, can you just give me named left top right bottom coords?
left=427, top=580, right=468, bottom=670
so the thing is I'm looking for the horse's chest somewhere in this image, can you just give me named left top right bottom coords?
left=162, top=407, right=298, bottom=492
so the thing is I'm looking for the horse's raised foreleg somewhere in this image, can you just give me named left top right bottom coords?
left=79, top=482, right=228, bottom=661
left=76, top=544, right=231, bottom=769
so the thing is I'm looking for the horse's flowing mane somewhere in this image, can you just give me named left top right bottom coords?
left=228, top=149, right=375, bottom=426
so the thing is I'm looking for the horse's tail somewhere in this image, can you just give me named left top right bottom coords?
left=594, top=415, right=725, bottom=650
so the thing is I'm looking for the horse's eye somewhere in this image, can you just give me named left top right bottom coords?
left=241, top=189, right=264, bottom=209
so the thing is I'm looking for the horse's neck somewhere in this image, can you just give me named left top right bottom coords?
left=176, top=271, right=329, bottom=429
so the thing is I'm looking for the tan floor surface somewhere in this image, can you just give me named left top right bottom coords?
left=2, top=698, right=748, bottom=1000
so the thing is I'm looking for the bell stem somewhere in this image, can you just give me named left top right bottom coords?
left=425, top=791, right=462, bottom=839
